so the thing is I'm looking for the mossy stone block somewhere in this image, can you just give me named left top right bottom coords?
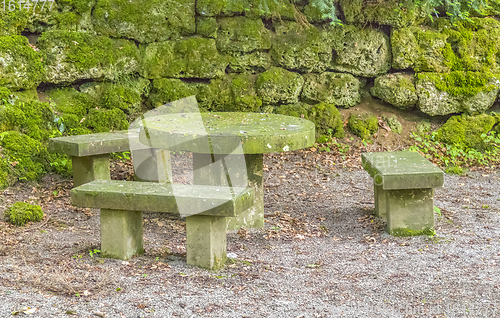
left=348, top=112, right=379, bottom=141
left=148, top=78, right=199, bottom=109
left=0, top=100, right=54, bottom=141
left=385, top=115, right=402, bottom=135
left=275, top=103, right=309, bottom=119
left=371, top=73, right=418, bottom=109
left=142, top=38, right=228, bottom=79
left=93, top=0, right=195, bottom=43
left=229, top=74, right=262, bottom=112
left=324, top=24, right=391, bottom=77
left=0, top=10, right=31, bottom=36
left=436, top=114, right=499, bottom=151
left=307, top=102, right=344, bottom=140
left=256, top=67, right=304, bottom=105
left=38, top=31, right=140, bottom=84
left=196, top=0, right=247, bottom=16
left=0, top=35, right=45, bottom=90
left=84, top=108, right=128, bottom=133
left=301, top=72, right=361, bottom=107
left=216, top=17, right=271, bottom=53
left=197, top=17, right=218, bottom=38
left=4, top=202, right=43, bottom=226
left=416, top=72, right=500, bottom=116
left=271, top=22, right=331, bottom=73
left=340, top=0, right=428, bottom=28
left=226, top=51, right=271, bottom=74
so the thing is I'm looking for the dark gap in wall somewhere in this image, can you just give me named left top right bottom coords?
left=377, top=24, right=391, bottom=38
left=179, top=78, right=210, bottom=85
left=446, top=38, right=460, bottom=57
left=262, top=18, right=275, bottom=31
left=21, top=31, right=41, bottom=45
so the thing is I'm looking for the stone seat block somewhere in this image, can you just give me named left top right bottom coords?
left=361, top=151, right=444, bottom=236
left=71, top=180, right=254, bottom=269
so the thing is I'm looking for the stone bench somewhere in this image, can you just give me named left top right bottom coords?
left=361, top=151, right=444, bottom=236
left=49, top=131, right=171, bottom=186
left=71, top=180, right=254, bottom=270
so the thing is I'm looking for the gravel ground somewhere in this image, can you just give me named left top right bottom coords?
left=0, top=151, right=499, bottom=318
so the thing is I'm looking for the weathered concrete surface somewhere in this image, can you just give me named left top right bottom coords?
left=361, top=151, right=444, bottom=190
left=71, top=180, right=254, bottom=217
left=140, top=112, right=315, bottom=154
left=186, top=215, right=227, bottom=270
left=132, top=149, right=173, bottom=183
left=386, top=188, right=435, bottom=236
left=374, top=183, right=387, bottom=218
left=100, top=209, right=144, bottom=260
left=72, top=155, right=110, bottom=187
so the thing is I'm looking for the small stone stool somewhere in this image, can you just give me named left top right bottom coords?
left=361, top=151, right=444, bottom=236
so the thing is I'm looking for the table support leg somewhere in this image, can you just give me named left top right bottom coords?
left=133, top=149, right=172, bottom=183
left=100, top=209, right=144, bottom=260
left=374, top=183, right=387, bottom=218
left=193, top=153, right=263, bottom=230
left=72, top=155, right=110, bottom=187
left=186, top=215, right=227, bottom=270
left=386, top=188, right=435, bottom=236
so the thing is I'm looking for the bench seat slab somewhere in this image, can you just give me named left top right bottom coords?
left=100, top=209, right=144, bottom=260
left=72, top=155, right=111, bottom=187
left=186, top=215, right=227, bottom=270
left=386, top=188, right=435, bottom=236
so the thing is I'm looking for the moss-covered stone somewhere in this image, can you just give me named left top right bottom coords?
left=197, top=17, right=218, bottom=38
left=308, top=103, right=344, bottom=140
left=197, top=78, right=233, bottom=111
left=216, top=17, right=271, bottom=53
left=229, top=74, right=262, bottom=112
left=29, top=0, right=95, bottom=33
left=147, top=78, right=199, bottom=109
left=38, top=31, right=140, bottom=84
left=46, top=87, right=95, bottom=133
left=370, top=73, right=418, bottom=109
left=0, top=35, right=45, bottom=90
left=275, top=103, right=309, bottom=119
left=255, top=67, right=304, bottom=105
left=385, top=115, right=402, bottom=134
left=304, top=1, right=341, bottom=23
left=84, top=108, right=128, bottom=133
left=392, top=18, right=500, bottom=73
left=339, top=0, right=429, bottom=28
left=0, top=10, right=31, bottom=36
left=0, top=131, right=49, bottom=182
left=93, top=0, right=195, bottom=43
left=390, top=227, right=435, bottom=237
left=0, top=100, right=54, bottom=141
left=436, top=114, right=499, bottom=151
left=416, top=120, right=431, bottom=134
left=142, top=38, right=228, bottom=79
left=196, top=0, right=247, bottom=16
left=271, top=22, right=331, bottom=73
left=416, top=72, right=500, bottom=116
left=227, top=51, right=272, bottom=74
left=196, top=0, right=295, bottom=20
left=4, top=202, right=44, bottom=226
left=324, top=24, right=391, bottom=77
left=347, top=112, right=378, bottom=140
left=301, top=72, right=360, bottom=107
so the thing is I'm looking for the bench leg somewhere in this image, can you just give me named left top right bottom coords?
left=186, top=215, right=227, bottom=270
left=100, top=209, right=144, bottom=260
left=386, top=188, right=435, bottom=236
left=374, top=183, right=387, bottom=218
left=193, top=153, right=264, bottom=230
left=72, top=155, right=110, bottom=187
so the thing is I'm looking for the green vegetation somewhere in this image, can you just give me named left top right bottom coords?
left=308, top=103, right=344, bottom=141
left=416, top=72, right=499, bottom=97
left=4, top=202, right=44, bottom=226
left=385, top=115, right=403, bottom=134
left=409, top=114, right=500, bottom=173
left=347, top=113, right=379, bottom=141
left=390, top=227, right=436, bottom=237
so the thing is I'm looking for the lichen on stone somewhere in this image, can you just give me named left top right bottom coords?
left=93, top=0, right=195, bottom=43
left=142, top=38, right=228, bottom=79
left=197, top=17, right=218, bottom=38
left=4, top=202, right=44, bottom=226
left=255, top=67, right=304, bottom=105
left=0, top=35, right=45, bottom=90
left=301, top=72, right=360, bottom=107
left=371, top=72, right=418, bottom=109
left=147, top=78, right=199, bottom=109
left=226, top=51, right=271, bottom=74
left=38, top=30, right=140, bottom=84
left=275, top=103, right=310, bottom=119
left=216, top=17, right=271, bottom=53
left=384, top=115, right=402, bottom=135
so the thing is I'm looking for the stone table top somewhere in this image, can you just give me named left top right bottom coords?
left=361, top=151, right=444, bottom=190
left=138, top=112, right=315, bottom=154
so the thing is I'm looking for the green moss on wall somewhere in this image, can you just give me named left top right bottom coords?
left=0, top=35, right=45, bottom=90
left=0, top=100, right=54, bottom=141
left=84, top=108, right=128, bottom=133
left=416, top=71, right=499, bottom=97
left=4, top=202, right=44, bottom=226
left=148, top=78, right=199, bottom=108
left=255, top=67, right=304, bottom=105
left=308, top=103, right=344, bottom=140
left=436, top=114, right=499, bottom=151
left=197, top=17, right=218, bottom=38
left=348, top=113, right=379, bottom=140
left=93, top=0, right=195, bottom=43
left=216, top=17, right=271, bottom=53
left=275, top=104, right=309, bottom=119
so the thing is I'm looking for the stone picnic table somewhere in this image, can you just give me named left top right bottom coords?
left=138, top=112, right=315, bottom=230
